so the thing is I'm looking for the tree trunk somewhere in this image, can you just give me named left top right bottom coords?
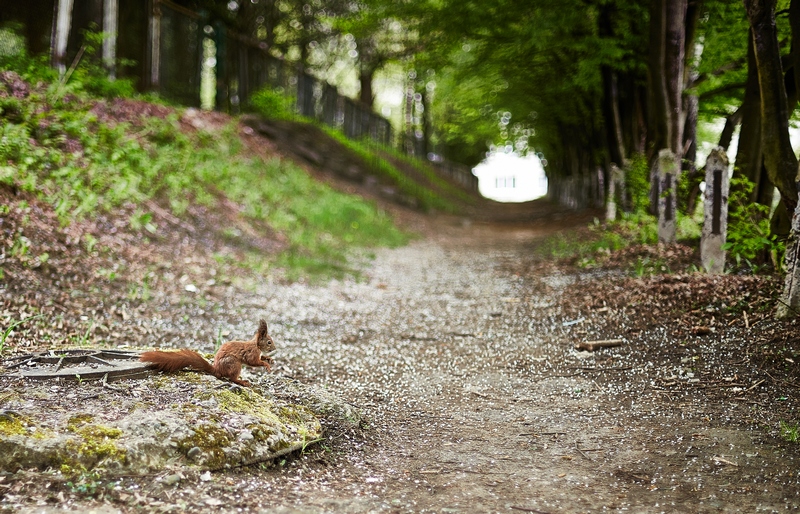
left=682, top=93, right=700, bottom=215
left=599, top=4, right=626, bottom=169
left=746, top=0, right=800, bottom=318
left=788, top=0, right=800, bottom=111
left=420, top=88, right=431, bottom=158
left=664, top=0, right=687, bottom=154
left=647, top=0, right=668, bottom=158
left=647, top=0, right=688, bottom=215
left=744, top=0, right=798, bottom=213
left=52, top=0, right=75, bottom=74
left=718, top=106, right=743, bottom=151
left=359, top=67, right=375, bottom=106
left=733, top=30, right=771, bottom=205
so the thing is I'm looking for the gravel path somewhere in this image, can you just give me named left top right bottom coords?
left=215, top=220, right=798, bottom=513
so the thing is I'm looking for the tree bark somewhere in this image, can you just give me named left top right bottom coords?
left=744, top=0, right=798, bottom=213
left=359, top=67, right=375, bottom=106
left=647, top=0, right=668, bottom=158
left=746, top=0, right=800, bottom=318
left=788, top=0, right=800, bottom=111
left=718, top=106, right=743, bottom=151
left=599, top=4, right=626, bottom=169
left=664, top=0, right=687, bottom=154
left=733, top=29, right=772, bottom=206
left=683, top=94, right=702, bottom=215
left=647, top=0, right=688, bottom=215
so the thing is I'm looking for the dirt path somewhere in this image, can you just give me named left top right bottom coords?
left=4, top=212, right=800, bottom=513
left=187, top=218, right=797, bottom=513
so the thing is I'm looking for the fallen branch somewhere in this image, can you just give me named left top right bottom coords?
left=711, top=455, right=738, bottom=467
left=574, top=339, right=623, bottom=351
left=575, top=442, right=593, bottom=461
left=100, top=373, right=124, bottom=392
left=764, top=370, right=800, bottom=389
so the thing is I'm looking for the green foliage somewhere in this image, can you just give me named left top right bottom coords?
left=617, top=212, right=659, bottom=246
left=631, top=256, right=671, bottom=277
left=625, top=154, right=651, bottom=214
left=248, top=84, right=460, bottom=213
left=0, top=26, right=57, bottom=84
left=318, top=125, right=456, bottom=213
left=723, top=177, right=784, bottom=270
left=536, top=213, right=658, bottom=267
left=414, top=0, right=651, bottom=166
left=0, top=25, right=134, bottom=100
left=677, top=211, right=702, bottom=241
left=692, top=1, right=750, bottom=119
left=0, top=314, right=44, bottom=355
left=380, top=146, right=475, bottom=205
left=249, top=87, right=296, bottom=120
left=60, top=28, right=136, bottom=99
left=780, top=421, right=800, bottom=443
left=65, top=470, right=107, bottom=497
left=205, top=150, right=409, bottom=280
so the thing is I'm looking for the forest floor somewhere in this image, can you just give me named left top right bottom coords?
left=2, top=201, right=800, bottom=513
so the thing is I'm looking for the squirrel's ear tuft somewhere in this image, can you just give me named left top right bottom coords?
left=257, top=319, right=269, bottom=339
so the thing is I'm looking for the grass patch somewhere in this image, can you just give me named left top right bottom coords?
left=780, top=421, right=799, bottom=443
left=376, top=145, right=476, bottom=205
left=535, top=213, right=658, bottom=266
left=315, top=125, right=457, bottom=213
left=209, top=148, right=410, bottom=280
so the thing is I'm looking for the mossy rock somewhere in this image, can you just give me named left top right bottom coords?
left=0, top=373, right=327, bottom=476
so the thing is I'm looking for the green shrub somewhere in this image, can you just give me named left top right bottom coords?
left=249, top=87, right=296, bottom=120
left=626, top=153, right=651, bottom=214
left=723, top=176, right=783, bottom=269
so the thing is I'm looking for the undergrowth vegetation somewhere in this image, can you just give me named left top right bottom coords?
left=249, top=85, right=466, bottom=213
left=535, top=153, right=704, bottom=276
left=724, top=176, right=784, bottom=271
left=0, top=30, right=408, bottom=281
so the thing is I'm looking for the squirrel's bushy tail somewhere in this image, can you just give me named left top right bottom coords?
left=140, top=349, right=214, bottom=374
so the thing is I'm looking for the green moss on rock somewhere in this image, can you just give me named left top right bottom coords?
left=0, top=412, right=29, bottom=436
left=175, top=423, right=232, bottom=469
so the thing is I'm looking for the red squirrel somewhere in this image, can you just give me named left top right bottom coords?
left=140, top=319, right=276, bottom=387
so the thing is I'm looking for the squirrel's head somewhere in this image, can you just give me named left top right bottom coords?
left=255, top=319, right=276, bottom=352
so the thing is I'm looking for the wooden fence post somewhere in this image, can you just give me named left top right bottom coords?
left=700, top=147, right=729, bottom=273
left=606, top=164, right=625, bottom=221
left=657, top=149, right=679, bottom=244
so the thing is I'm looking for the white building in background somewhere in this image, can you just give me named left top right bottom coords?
left=472, top=151, right=548, bottom=203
